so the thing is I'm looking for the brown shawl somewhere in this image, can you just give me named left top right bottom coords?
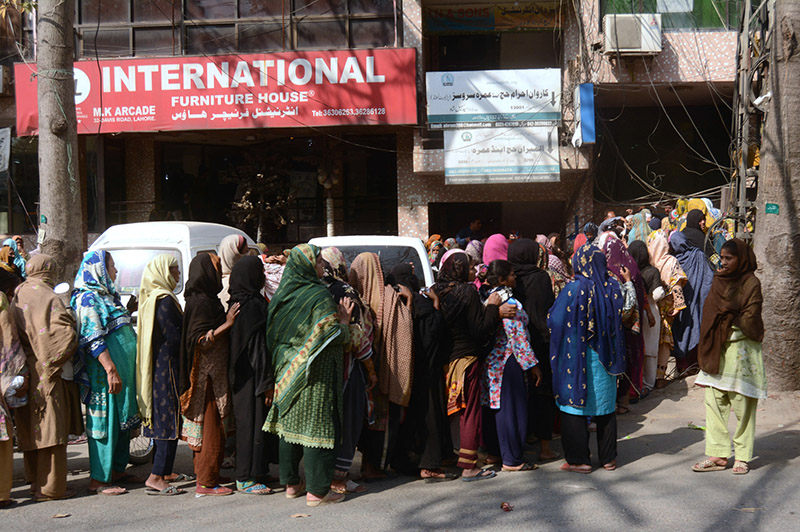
left=12, top=255, right=79, bottom=449
left=349, top=252, right=414, bottom=407
left=699, top=240, right=763, bottom=374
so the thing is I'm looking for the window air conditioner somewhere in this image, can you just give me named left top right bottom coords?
left=604, top=14, right=662, bottom=55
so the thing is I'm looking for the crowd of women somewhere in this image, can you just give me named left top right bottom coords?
left=0, top=200, right=767, bottom=509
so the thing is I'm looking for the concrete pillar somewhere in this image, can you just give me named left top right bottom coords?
left=124, top=134, right=156, bottom=222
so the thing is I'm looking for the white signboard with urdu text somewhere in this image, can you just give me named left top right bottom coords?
left=444, top=126, right=560, bottom=184
left=426, top=69, right=561, bottom=129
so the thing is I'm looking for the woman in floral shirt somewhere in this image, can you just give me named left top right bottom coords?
left=482, top=260, right=542, bottom=472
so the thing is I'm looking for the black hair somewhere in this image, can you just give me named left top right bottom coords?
left=486, top=259, right=513, bottom=287
left=721, top=239, right=738, bottom=255
left=105, top=251, right=114, bottom=269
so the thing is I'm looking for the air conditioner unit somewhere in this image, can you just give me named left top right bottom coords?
left=604, top=14, right=662, bottom=55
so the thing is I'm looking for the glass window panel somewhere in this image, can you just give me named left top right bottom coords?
left=296, top=20, right=347, bottom=49
left=239, top=23, right=286, bottom=52
left=133, top=0, right=178, bottom=23
left=349, top=0, right=394, bottom=15
left=186, top=0, right=236, bottom=20
left=134, top=27, right=180, bottom=56
left=240, top=0, right=290, bottom=18
left=293, top=0, right=345, bottom=16
left=186, top=25, right=236, bottom=54
left=80, top=0, right=130, bottom=24
left=351, top=18, right=394, bottom=48
left=82, top=29, right=130, bottom=58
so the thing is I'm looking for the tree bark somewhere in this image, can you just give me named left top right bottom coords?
left=753, top=0, right=800, bottom=390
left=36, top=0, right=85, bottom=281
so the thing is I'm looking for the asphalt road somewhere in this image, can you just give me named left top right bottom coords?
left=6, top=378, right=800, bottom=531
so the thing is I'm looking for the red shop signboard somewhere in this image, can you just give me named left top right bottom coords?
left=15, top=48, right=417, bottom=136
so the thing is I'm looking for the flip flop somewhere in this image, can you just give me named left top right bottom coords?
left=461, top=469, right=496, bottom=482
left=237, top=481, right=273, bottom=495
left=502, top=462, right=539, bottom=472
left=89, top=485, right=127, bottom=496
left=692, top=459, right=727, bottom=472
left=603, top=460, right=617, bottom=471
left=146, top=486, right=186, bottom=496
left=166, top=473, right=195, bottom=482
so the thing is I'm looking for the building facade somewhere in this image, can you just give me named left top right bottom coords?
left=3, top=0, right=741, bottom=244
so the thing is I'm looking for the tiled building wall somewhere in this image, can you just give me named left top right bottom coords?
left=570, top=0, right=737, bottom=84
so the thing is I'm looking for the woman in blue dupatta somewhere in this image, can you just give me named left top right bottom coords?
left=71, top=251, right=140, bottom=495
left=669, top=230, right=714, bottom=375
left=2, top=238, right=26, bottom=278
left=263, top=244, right=353, bottom=506
left=548, top=244, right=635, bottom=474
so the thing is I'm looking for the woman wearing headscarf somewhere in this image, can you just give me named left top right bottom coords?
left=3, top=238, right=26, bottom=278
left=228, top=256, right=274, bottom=495
left=71, top=251, right=140, bottom=495
left=693, top=240, right=765, bottom=475
left=548, top=244, right=632, bottom=474
left=386, top=263, right=453, bottom=483
left=670, top=230, right=714, bottom=374
left=628, top=241, right=661, bottom=393
left=0, top=269, right=26, bottom=507
left=319, top=248, right=375, bottom=493
left=218, top=234, right=248, bottom=310
left=537, top=234, right=570, bottom=280
left=180, top=253, right=239, bottom=497
left=507, top=238, right=558, bottom=461
left=435, top=251, right=511, bottom=481
left=135, top=254, right=186, bottom=496
left=348, top=252, right=414, bottom=480
left=683, top=208, right=716, bottom=259
left=263, top=244, right=353, bottom=506
left=647, top=230, right=687, bottom=386
left=601, top=233, right=647, bottom=410
left=465, top=239, right=484, bottom=266
left=0, top=246, right=20, bottom=278
left=626, top=209, right=652, bottom=245
left=14, top=256, right=79, bottom=502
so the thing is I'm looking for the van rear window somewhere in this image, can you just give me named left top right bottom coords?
left=323, top=246, right=425, bottom=285
left=103, top=249, right=183, bottom=294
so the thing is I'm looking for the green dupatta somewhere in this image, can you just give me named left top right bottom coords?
left=266, top=244, right=340, bottom=413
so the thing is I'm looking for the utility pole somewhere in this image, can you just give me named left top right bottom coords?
left=35, top=0, right=84, bottom=281
left=753, top=0, right=800, bottom=391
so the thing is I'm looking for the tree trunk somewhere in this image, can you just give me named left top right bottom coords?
left=36, top=0, right=84, bottom=281
left=753, top=0, right=800, bottom=391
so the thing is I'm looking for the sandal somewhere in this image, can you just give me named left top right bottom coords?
left=461, top=469, right=496, bottom=482
left=285, top=481, right=306, bottom=499
left=166, top=473, right=195, bottom=483
left=615, top=405, right=629, bottom=415
left=420, top=469, right=458, bottom=483
left=306, top=490, right=345, bottom=507
left=502, top=462, right=538, bottom=472
left=146, top=486, right=186, bottom=496
left=35, top=488, right=76, bottom=502
left=88, top=485, right=127, bottom=496
left=237, top=481, right=273, bottom=495
left=603, top=460, right=617, bottom=471
left=330, top=479, right=366, bottom=494
left=559, top=462, right=592, bottom=474
left=732, top=460, right=750, bottom=475
left=692, top=458, right=727, bottom=472
left=0, top=499, right=17, bottom=509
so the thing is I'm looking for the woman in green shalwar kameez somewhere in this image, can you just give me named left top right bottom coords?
left=72, top=251, right=141, bottom=495
left=263, top=244, right=353, bottom=506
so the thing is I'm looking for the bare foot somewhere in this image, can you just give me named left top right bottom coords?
left=146, top=474, right=170, bottom=492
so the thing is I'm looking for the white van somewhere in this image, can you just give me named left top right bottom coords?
left=88, top=221, right=256, bottom=307
left=308, top=235, right=434, bottom=287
